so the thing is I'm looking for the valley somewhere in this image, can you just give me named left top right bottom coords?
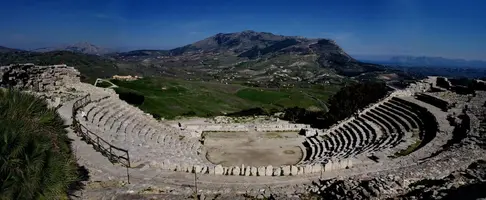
left=1, top=30, right=485, bottom=200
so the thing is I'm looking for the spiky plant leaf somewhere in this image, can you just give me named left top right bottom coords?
left=0, top=89, right=80, bottom=199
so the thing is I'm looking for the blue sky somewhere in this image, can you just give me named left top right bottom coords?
left=0, top=0, right=485, bottom=60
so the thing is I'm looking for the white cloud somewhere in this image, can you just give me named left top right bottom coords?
left=91, top=13, right=126, bottom=22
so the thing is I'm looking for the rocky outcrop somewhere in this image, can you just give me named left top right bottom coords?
left=0, top=63, right=80, bottom=92
left=307, top=160, right=486, bottom=200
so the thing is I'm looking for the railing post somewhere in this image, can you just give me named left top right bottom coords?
left=72, top=95, right=131, bottom=184
left=126, top=165, right=130, bottom=184
left=126, top=151, right=130, bottom=184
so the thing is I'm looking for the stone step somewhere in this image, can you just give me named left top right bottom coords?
left=382, top=103, right=420, bottom=130
left=366, top=111, right=396, bottom=134
left=372, top=108, right=404, bottom=132
left=376, top=105, right=412, bottom=131
left=93, top=101, right=119, bottom=125
left=360, top=113, right=391, bottom=135
left=347, top=122, right=366, bottom=155
left=338, top=127, right=352, bottom=157
left=99, top=103, right=124, bottom=128
left=110, top=108, right=133, bottom=132
left=104, top=106, right=129, bottom=131
left=88, top=98, right=113, bottom=122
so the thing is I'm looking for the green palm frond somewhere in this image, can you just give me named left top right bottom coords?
left=0, top=89, right=80, bottom=199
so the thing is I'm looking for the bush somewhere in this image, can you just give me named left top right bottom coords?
left=283, top=82, right=390, bottom=128
left=226, top=107, right=268, bottom=117
left=0, top=89, right=79, bottom=199
left=114, top=87, right=145, bottom=105
left=182, top=111, right=197, bottom=116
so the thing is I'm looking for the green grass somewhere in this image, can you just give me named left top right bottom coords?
left=0, top=89, right=79, bottom=199
left=108, top=77, right=339, bottom=119
left=392, top=139, right=422, bottom=157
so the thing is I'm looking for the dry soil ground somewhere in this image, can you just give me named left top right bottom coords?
left=203, top=131, right=304, bottom=167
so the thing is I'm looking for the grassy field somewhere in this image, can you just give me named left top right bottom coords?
left=108, top=77, right=340, bottom=119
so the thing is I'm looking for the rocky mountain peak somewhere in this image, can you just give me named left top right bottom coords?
left=33, top=42, right=113, bottom=55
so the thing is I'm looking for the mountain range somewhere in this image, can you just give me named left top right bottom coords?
left=31, top=42, right=114, bottom=55
left=0, top=46, right=23, bottom=53
left=0, top=30, right=417, bottom=85
left=357, top=55, right=486, bottom=68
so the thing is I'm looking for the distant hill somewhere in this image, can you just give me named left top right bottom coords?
left=358, top=55, right=486, bottom=68
left=1, top=31, right=414, bottom=86
left=0, top=46, right=24, bottom=53
left=33, top=42, right=114, bottom=55
left=111, top=30, right=393, bottom=83
left=169, top=30, right=293, bottom=55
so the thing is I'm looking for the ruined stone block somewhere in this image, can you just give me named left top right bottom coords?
left=273, top=167, right=282, bottom=176
left=215, top=165, right=224, bottom=175
left=232, top=166, right=241, bottom=176
left=258, top=167, right=266, bottom=176
left=265, top=165, right=273, bottom=176
left=282, top=165, right=291, bottom=176
left=290, top=165, right=298, bottom=175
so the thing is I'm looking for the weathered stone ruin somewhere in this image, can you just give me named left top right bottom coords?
left=0, top=63, right=80, bottom=91
left=2, top=64, right=485, bottom=199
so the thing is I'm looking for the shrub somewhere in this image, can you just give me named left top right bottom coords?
left=114, top=87, right=145, bottom=105
left=226, top=107, right=268, bottom=117
left=182, top=111, right=197, bottom=116
left=0, top=89, right=79, bottom=199
left=283, top=81, right=390, bottom=128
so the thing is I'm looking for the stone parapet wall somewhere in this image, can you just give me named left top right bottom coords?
left=150, top=158, right=354, bottom=176
left=185, top=123, right=310, bottom=135
left=0, top=63, right=80, bottom=92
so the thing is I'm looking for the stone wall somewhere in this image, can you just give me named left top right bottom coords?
left=151, top=158, right=354, bottom=176
left=0, top=63, right=80, bottom=92
left=183, top=123, right=311, bottom=136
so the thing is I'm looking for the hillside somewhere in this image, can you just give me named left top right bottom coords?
left=33, top=42, right=114, bottom=55
left=105, top=77, right=340, bottom=119
left=0, top=31, right=418, bottom=86
left=112, top=30, right=411, bottom=86
left=0, top=45, right=23, bottom=53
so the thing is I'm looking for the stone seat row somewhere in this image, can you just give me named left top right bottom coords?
left=77, top=111, right=205, bottom=166
left=78, top=97, right=213, bottom=167
left=300, top=98, right=433, bottom=164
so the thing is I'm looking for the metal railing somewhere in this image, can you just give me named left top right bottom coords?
left=71, top=94, right=131, bottom=183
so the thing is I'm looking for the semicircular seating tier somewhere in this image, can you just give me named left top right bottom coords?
left=75, top=96, right=215, bottom=169
left=299, top=97, right=438, bottom=165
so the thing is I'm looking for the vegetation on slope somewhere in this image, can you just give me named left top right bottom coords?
left=0, top=89, right=79, bottom=199
left=106, top=77, right=339, bottom=119
left=238, top=39, right=300, bottom=59
left=283, top=82, right=390, bottom=128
